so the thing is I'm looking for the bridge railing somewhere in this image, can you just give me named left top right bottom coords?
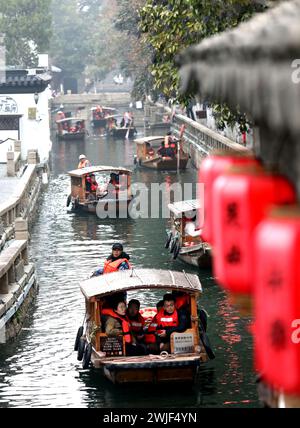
left=150, top=103, right=247, bottom=160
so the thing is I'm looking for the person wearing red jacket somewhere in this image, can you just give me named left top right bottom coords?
left=144, top=300, right=164, bottom=353
left=126, top=299, right=145, bottom=342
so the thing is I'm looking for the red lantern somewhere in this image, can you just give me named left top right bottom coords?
left=254, top=207, right=300, bottom=394
left=198, top=151, right=260, bottom=244
left=212, top=169, right=296, bottom=294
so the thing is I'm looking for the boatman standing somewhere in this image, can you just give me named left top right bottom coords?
left=78, top=154, right=91, bottom=169
left=92, top=243, right=131, bottom=276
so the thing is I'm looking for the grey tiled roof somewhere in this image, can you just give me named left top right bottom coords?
left=0, top=72, right=51, bottom=88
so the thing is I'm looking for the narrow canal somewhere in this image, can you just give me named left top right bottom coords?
left=0, top=131, right=259, bottom=408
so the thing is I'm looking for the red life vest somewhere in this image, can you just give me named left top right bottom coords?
left=102, top=309, right=132, bottom=344
left=175, top=295, right=190, bottom=310
left=128, top=313, right=145, bottom=334
left=156, top=309, right=179, bottom=328
left=90, top=181, right=98, bottom=192
left=144, top=314, right=158, bottom=344
left=103, top=258, right=131, bottom=274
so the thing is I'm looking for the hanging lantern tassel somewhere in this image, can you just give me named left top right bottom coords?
left=212, top=168, right=296, bottom=297
left=254, top=206, right=300, bottom=396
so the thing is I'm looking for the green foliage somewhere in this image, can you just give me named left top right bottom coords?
left=50, top=0, right=91, bottom=79
left=0, top=0, right=52, bottom=67
left=50, top=0, right=131, bottom=84
left=137, top=0, right=267, bottom=129
left=139, top=0, right=266, bottom=100
left=114, top=0, right=153, bottom=100
left=212, top=104, right=251, bottom=134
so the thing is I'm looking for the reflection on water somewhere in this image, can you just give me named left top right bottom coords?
left=0, top=132, right=259, bottom=408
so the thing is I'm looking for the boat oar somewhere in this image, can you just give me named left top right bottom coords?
left=198, top=316, right=215, bottom=360
left=125, top=120, right=132, bottom=139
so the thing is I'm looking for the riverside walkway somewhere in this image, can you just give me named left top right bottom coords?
left=0, top=164, right=19, bottom=206
left=0, top=149, right=42, bottom=343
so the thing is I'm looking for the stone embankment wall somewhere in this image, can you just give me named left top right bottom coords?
left=0, top=145, right=46, bottom=343
left=146, top=103, right=247, bottom=169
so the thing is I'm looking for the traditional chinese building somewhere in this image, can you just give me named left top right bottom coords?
left=0, top=67, right=52, bottom=163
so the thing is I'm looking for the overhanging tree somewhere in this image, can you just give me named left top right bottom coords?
left=138, top=0, right=267, bottom=131
left=0, top=0, right=52, bottom=67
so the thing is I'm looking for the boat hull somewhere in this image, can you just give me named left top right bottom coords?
left=109, top=128, right=137, bottom=139
left=92, top=353, right=202, bottom=384
left=179, top=248, right=212, bottom=269
left=92, top=119, right=107, bottom=128
left=71, top=197, right=133, bottom=215
left=140, top=156, right=189, bottom=171
left=58, top=132, right=86, bottom=141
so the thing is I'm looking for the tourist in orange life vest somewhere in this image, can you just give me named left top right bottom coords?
left=144, top=300, right=164, bottom=352
left=85, top=174, right=99, bottom=200
left=126, top=299, right=145, bottom=342
left=157, top=141, right=167, bottom=158
left=92, top=243, right=131, bottom=277
left=145, top=142, right=155, bottom=157
left=164, top=132, right=177, bottom=158
left=104, top=300, right=148, bottom=356
left=78, top=154, right=91, bottom=169
left=156, top=294, right=189, bottom=353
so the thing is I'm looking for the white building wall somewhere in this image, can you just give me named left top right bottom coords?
left=0, top=87, right=52, bottom=163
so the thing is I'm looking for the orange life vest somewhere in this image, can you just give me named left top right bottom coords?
left=103, top=258, right=131, bottom=274
left=102, top=309, right=132, bottom=344
left=128, top=313, right=145, bottom=334
left=144, top=314, right=158, bottom=344
left=78, top=159, right=89, bottom=169
left=156, top=309, right=179, bottom=328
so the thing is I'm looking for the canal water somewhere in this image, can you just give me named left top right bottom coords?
left=0, top=131, right=259, bottom=408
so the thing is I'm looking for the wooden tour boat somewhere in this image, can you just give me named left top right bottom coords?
left=134, top=136, right=189, bottom=171
left=91, top=106, right=117, bottom=128
left=107, top=126, right=137, bottom=139
left=67, top=166, right=133, bottom=215
left=166, top=200, right=212, bottom=269
left=56, top=117, right=86, bottom=141
left=75, top=268, right=212, bottom=384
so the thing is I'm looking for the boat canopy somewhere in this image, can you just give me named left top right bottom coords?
left=80, top=269, right=202, bottom=300
left=105, top=114, right=122, bottom=119
left=91, top=106, right=117, bottom=111
left=68, top=166, right=132, bottom=177
left=168, top=200, right=201, bottom=217
left=135, top=136, right=165, bottom=145
left=56, top=117, right=85, bottom=123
